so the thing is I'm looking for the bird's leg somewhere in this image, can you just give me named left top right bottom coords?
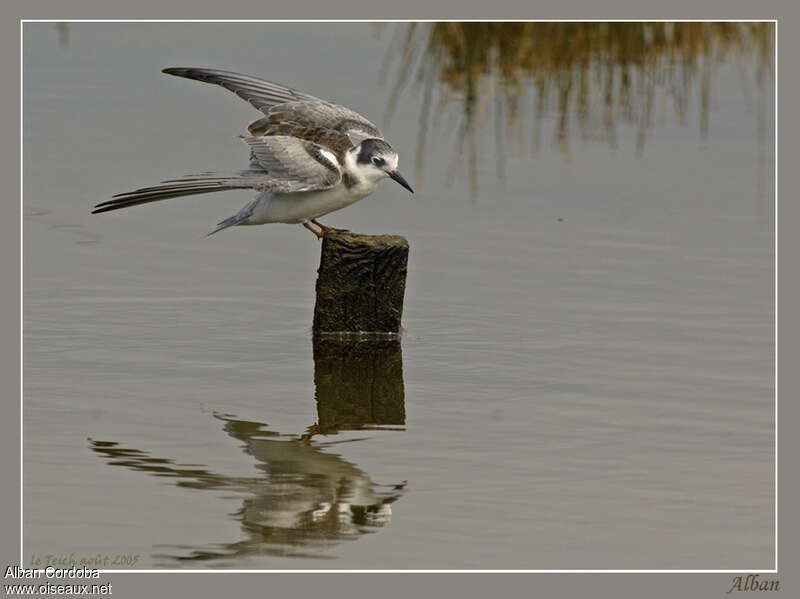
left=311, top=219, right=348, bottom=236
left=303, top=221, right=325, bottom=239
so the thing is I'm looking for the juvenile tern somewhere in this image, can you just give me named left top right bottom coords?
left=92, top=67, right=414, bottom=238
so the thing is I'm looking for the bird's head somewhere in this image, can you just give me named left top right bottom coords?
left=353, top=139, right=414, bottom=193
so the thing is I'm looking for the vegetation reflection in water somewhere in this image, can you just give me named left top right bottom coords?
left=51, top=22, right=773, bottom=203
left=89, top=337, right=406, bottom=564
left=380, top=22, right=774, bottom=199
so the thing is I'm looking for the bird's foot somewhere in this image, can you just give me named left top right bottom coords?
left=303, top=221, right=325, bottom=239
left=311, top=219, right=349, bottom=236
left=321, top=226, right=349, bottom=236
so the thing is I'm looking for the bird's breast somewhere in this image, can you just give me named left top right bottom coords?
left=249, top=184, right=374, bottom=224
left=342, top=173, right=380, bottom=198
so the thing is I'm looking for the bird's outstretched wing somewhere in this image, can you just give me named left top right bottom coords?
left=162, top=67, right=321, bottom=111
left=92, top=136, right=342, bottom=214
left=163, top=67, right=383, bottom=149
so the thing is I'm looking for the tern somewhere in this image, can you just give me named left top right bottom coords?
left=92, top=67, right=414, bottom=238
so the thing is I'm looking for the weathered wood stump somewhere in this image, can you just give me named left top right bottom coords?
left=313, top=336, right=405, bottom=434
left=313, top=232, right=409, bottom=334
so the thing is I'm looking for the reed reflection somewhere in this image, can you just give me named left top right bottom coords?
left=89, top=336, right=407, bottom=564
left=381, top=22, right=774, bottom=200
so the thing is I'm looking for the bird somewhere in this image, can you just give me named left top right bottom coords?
left=92, top=67, right=414, bottom=238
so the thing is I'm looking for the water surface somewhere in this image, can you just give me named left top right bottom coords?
left=23, top=22, right=774, bottom=569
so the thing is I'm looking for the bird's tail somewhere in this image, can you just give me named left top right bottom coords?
left=205, top=198, right=259, bottom=237
left=92, top=172, right=262, bottom=214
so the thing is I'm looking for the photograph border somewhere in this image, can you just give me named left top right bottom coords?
left=18, top=18, right=779, bottom=576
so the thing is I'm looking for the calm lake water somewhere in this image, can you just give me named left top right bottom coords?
left=23, top=22, right=774, bottom=569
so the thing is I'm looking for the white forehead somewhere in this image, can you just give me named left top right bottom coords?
left=384, top=153, right=399, bottom=170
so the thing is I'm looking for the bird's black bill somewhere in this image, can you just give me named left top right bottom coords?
left=389, top=170, right=414, bottom=194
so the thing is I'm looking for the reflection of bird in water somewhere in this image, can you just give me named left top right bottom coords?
left=88, top=414, right=405, bottom=564
left=93, top=68, right=414, bottom=238
left=223, top=417, right=402, bottom=547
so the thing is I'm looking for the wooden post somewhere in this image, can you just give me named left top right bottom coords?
left=313, top=232, right=409, bottom=334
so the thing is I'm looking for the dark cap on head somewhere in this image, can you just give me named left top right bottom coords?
left=356, top=139, right=394, bottom=163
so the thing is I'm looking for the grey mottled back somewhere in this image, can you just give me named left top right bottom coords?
left=163, top=68, right=383, bottom=161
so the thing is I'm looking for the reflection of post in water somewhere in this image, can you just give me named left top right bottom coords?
left=55, top=22, right=69, bottom=47
left=88, top=412, right=405, bottom=564
left=312, top=335, right=406, bottom=435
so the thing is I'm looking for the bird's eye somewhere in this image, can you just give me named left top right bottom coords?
left=372, top=157, right=385, bottom=167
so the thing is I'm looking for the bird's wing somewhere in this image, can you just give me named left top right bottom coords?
left=163, top=67, right=321, bottom=111
left=242, top=135, right=342, bottom=191
left=262, top=101, right=384, bottom=149
left=162, top=67, right=383, bottom=148
left=92, top=136, right=342, bottom=214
